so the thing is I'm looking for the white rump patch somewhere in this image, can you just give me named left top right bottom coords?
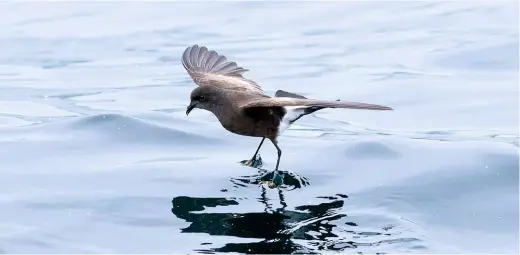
left=278, top=106, right=306, bottom=135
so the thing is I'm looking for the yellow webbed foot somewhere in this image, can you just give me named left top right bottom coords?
left=259, top=171, right=284, bottom=189
left=240, top=155, right=263, bottom=168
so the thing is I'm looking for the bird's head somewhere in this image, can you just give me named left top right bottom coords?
left=186, top=86, right=221, bottom=116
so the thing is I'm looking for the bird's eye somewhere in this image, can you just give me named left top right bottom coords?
left=198, top=95, right=206, bottom=101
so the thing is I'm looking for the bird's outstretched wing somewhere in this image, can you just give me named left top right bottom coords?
left=241, top=97, right=393, bottom=111
left=181, top=44, right=264, bottom=94
left=274, top=89, right=307, bottom=99
left=240, top=96, right=392, bottom=136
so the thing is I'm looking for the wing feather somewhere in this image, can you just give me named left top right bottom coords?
left=181, top=44, right=264, bottom=94
left=274, top=89, right=307, bottom=99
left=241, top=97, right=393, bottom=111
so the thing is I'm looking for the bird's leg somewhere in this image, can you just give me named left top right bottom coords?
left=251, top=137, right=265, bottom=160
left=260, top=138, right=284, bottom=189
left=272, top=140, right=282, bottom=171
left=241, top=137, right=265, bottom=168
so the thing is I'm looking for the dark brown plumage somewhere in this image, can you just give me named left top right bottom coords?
left=182, top=44, right=393, bottom=171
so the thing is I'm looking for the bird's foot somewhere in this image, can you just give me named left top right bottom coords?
left=240, top=154, right=263, bottom=168
left=259, top=170, right=284, bottom=189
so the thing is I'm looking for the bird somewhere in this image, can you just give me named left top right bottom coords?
left=182, top=44, right=393, bottom=173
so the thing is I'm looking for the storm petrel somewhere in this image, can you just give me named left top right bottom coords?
left=182, top=44, right=393, bottom=172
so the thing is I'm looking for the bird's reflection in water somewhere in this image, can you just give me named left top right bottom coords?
left=171, top=168, right=419, bottom=253
left=171, top=194, right=346, bottom=254
left=171, top=166, right=347, bottom=254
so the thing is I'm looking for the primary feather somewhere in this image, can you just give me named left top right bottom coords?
left=241, top=97, right=393, bottom=111
left=181, top=44, right=264, bottom=94
left=244, top=93, right=392, bottom=135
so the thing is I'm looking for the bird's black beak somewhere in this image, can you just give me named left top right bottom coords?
left=186, top=102, right=197, bottom=116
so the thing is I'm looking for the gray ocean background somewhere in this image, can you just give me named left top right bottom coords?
left=0, top=1, right=518, bottom=254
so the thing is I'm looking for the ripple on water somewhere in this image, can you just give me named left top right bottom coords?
left=433, top=41, right=519, bottom=71
left=5, top=113, right=226, bottom=146
left=171, top=192, right=425, bottom=254
left=343, top=140, right=401, bottom=159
